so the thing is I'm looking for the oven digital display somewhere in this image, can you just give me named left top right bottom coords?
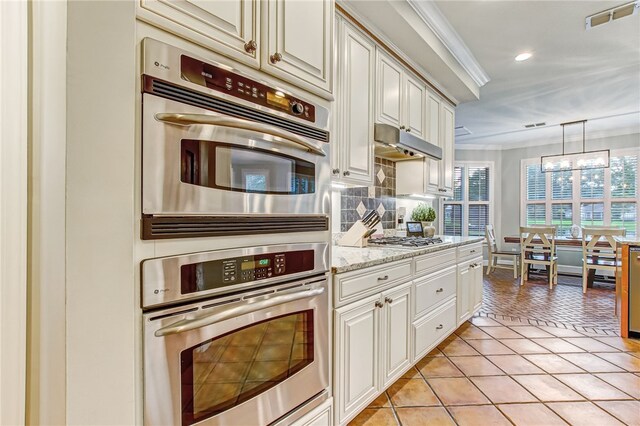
left=240, top=259, right=270, bottom=270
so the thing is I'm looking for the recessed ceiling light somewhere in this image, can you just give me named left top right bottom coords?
left=515, top=52, right=532, bottom=62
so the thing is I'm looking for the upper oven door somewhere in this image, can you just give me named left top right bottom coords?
left=143, top=94, right=330, bottom=216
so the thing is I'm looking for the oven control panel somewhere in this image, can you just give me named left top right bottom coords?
left=180, top=55, right=316, bottom=123
left=181, top=250, right=315, bottom=295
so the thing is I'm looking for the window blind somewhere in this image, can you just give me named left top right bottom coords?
left=611, top=202, right=637, bottom=237
left=580, top=202, right=604, bottom=226
left=551, top=170, right=572, bottom=200
left=580, top=169, right=604, bottom=199
left=468, top=205, right=489, bottom=236
left=468, top=167, right=489, bottom=202
left=452, top=166, right=464, bottom=202
left=443, top=204, right=463, bottom=236
left=526, top=164, right=545, bottom=200
left=611, top=155, right=637, bottom=198
left=526, top=204, right=546, bottom=226
left=551, top=203, right=572, bottom=236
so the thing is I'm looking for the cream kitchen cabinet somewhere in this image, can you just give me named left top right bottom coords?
left=261, top=0, right=333, bottom=96
left=334, top=281, right=412, bottom=425
left=375, top=50, right=425, bottom=136
left=471, top=259, right=484, bottom=313
left=394, top=91, right=455, bottom=197
left=439, top=102, right=455, bottom=196
left=138, top=0, right=261, bottom=67
left=332, top=17, right=375, bottom=185
left=138, top=0, right=333, bottom=98
left=457, top=255, right=483, bottom=326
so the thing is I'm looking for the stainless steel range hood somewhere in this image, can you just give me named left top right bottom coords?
left=374, top=123, right=442, bottom=161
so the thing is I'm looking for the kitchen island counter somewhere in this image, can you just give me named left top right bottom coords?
left=331, top=236, right=484, bottom=274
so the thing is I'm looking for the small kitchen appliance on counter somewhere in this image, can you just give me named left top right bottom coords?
left=405, top=221, right=424, bottom=237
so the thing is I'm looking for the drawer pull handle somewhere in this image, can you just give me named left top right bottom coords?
left=384, top=297, right=393, bottom=304
left=377, top=275, right=389, bottom=281
left=470, top=250, right=476, bottom=253
left=436, top=288, right=444, bottom=293
left=375, top=301, right=384, bottom=308
left=436, top=324, right=443, bottom=330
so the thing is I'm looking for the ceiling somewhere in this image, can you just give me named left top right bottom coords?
left=433, top=0, right=640, bottom=148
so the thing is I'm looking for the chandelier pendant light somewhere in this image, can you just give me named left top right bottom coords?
left=540, top=119, right=610, bottom=172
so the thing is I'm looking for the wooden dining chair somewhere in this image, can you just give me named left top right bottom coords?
left=486, top=225, right=520, bottom=278
left=581, top=227, right=625, bottom=294
left=519, top=226, right=558, bottom=288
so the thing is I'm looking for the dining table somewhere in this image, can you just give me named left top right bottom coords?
left=503, top=235, right=615, bottom=288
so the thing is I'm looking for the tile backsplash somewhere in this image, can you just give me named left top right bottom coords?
left=340, top=157, right=396, bottom=232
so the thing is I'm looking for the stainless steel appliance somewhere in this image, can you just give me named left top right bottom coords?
left=629, top=246, right=640, bottom=337
left=368, top=236, right=444, bottom=248
left=374, top=123, right=442, bottom=161
left=143, top=243, right=329, bottom=425
left=141, top=38, right=331, bottom=239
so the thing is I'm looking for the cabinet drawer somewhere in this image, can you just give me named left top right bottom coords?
left=413, top=265, right=457, bottom=319
left=414, top=248, right=456, bottom=276
left=457, top=243, right=483, bottom=261
left=413, top=299, right=456, bottom=360
left=336, top=260, right=411, bottom=305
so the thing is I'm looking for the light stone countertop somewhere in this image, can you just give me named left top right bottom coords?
left=331, top=236, right=485, bottom=274
left=615, top=236, right=640, bottom=245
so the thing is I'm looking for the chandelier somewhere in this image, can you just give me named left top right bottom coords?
left=540, top=120, right=610, bottom=172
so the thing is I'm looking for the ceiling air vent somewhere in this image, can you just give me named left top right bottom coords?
left=586, top=1, right=639, bottom=29
left=454, top=126, right=472, bottom=137
left=524, top=122, right=546, bottom=128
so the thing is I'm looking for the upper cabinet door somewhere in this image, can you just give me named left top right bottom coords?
left=138, top=0, right=260, bottom=67
left=440, top=102, right=455, bottom=195
left=425, top=92, right=441, bottom=193
left=262, top=0, right=333, bottom=96
left=338, top=22, right=375, bottom=185
left=403, top=74, right=425, bottom=138
left=375, top=50, right=402, bottom=127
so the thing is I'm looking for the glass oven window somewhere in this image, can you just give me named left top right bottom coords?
left=180, top=311, right=314, bottom=426
left=180, top=140, right=315, bottom=194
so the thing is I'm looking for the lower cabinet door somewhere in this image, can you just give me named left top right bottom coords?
left=472, top=257, right=484, bottom=313
left=381, top=281, right=412, bottom=388
left=457, top=261, right=472, bottom=325
left=335, top=295, right=380, bottom=425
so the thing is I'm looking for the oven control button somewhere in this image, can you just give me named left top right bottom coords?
left=291, top=101, right=304, bottom=115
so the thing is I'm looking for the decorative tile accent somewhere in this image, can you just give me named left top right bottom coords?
left=356, top=201, right=366, bottom=218
left=340, top=157, right=396, bottom=232
left=376, top=203, right=386, bottom=218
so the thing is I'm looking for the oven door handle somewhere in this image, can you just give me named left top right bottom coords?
left=155, top=112, right=326, bottom=157
left=154, top=286, right=325, bottom=337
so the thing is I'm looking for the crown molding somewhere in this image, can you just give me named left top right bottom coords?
left=408, top=0, right=490, bottom=88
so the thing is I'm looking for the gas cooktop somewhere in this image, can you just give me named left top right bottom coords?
left=368, top=236, right=444, bottom=248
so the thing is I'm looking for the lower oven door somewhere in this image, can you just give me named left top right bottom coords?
left=143, top=276, right=329, bottom=426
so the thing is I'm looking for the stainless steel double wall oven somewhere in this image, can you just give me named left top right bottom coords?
left=140, top=39, right=331, bottom=426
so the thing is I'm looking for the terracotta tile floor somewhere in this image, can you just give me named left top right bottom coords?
left=348, top=321, right=640, bottom=426
left=480, top=269, right=618, bottom=333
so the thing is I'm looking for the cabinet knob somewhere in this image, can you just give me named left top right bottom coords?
left=377, top=275, right=389, bottom=281
left=436, top=324, right=444, bottom=330
left=406, top=128, right=411, bottom=133
left=244, top=40, right=257, bottom=53
left=270, top=52, right=283, bottom=64
left=436, top=288, right=444, bottom=293
left=375, top=301, right=384, bottom=308
left=384, top=297, right=393, bottom=304
left=343, top=170, right=351, bottom=176
left=399, top=125, right=406, bottom=130
left=438, top=188, right=446, bottom=192
left=332, top=168, right=340, bottom=175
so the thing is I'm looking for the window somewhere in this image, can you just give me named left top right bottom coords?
left=521, top=149, right=640, bottom=237
left=443, top=163, right=493, bottom=237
